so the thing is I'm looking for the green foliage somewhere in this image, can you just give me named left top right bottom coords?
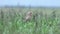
left=0, top=8, right=60, bottom=34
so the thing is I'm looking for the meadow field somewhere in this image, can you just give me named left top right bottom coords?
left=0, top=7, right=60, bottom=34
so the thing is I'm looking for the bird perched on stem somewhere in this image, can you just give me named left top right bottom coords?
left=24, top=11, right=32, bottom=22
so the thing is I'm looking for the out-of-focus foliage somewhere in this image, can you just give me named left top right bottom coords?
left=0, top=7, right=60, bottom=34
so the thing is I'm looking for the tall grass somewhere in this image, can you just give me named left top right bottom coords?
left=0, top=8, right=60, bottom=34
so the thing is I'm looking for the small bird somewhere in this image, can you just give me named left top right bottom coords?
left=24, top=11, right=32, bottom=22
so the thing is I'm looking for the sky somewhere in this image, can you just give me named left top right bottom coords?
left=0, top=0, right=60, bottom=7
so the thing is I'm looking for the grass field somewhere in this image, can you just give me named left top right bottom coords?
left=0, top=7, right=60, bottom=34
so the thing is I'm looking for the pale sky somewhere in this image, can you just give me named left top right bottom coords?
left=0, top=0, right=60, bottom=7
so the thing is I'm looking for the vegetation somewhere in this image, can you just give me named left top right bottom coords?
left=0, top=7, right=60, bottom=34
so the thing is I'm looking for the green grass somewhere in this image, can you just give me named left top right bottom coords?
left=0, top=7, right=60, bottom=34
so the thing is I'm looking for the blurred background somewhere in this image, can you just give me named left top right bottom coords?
left=0, top=0, right=60, bottom=34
